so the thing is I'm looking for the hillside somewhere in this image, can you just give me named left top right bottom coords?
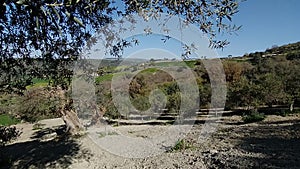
left=1, top=42, right=300, bottom=169
left=240, top=41, right=300, bottom=60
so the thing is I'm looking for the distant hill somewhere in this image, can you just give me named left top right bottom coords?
left=265, top=42, right=300, bottom=55
left=87, top=58, right=148, bottom=67
left=240, top=41, right=300, bottom=60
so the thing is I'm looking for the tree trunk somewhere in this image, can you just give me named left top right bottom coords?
left=61, top=109, right=85, bottom=136
left=55, top=87, right=85, bottom=136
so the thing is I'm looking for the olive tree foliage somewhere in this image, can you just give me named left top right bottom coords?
left=1, top=0, right=113, bottom=92
left=1, top=0, right=241, bottom=93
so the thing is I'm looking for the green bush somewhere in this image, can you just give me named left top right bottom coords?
left=0, top=114, right=20, bottom=126
left=104, top=103, right=121, bottom=119
left=131, top=96, right=151, bottom=111
left=169, top=139, right=193, bottom=152
left=242, top=110, right=265, bottom=123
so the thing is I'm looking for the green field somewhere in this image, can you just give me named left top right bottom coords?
left=95, top=74, right=114, bottom=83
left=26, top=78, right=49, bottom=89
left=153, top=60, right=197, bottom=68
left=140, top=68, right=159, bottom=73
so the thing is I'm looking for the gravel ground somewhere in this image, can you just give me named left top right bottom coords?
left=1, top=114, right=300, bottom=169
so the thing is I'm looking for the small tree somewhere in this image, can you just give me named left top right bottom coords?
left=228, top=76, right=262, bottom=109
left=258, top=73, right=288, bottom=107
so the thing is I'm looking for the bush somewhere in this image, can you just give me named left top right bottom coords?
left=0, top=114, right=20, bottom=126
left=242, top=110, right=265, bottom=123
left=0, top=87, right=64, bottom=123
left=131, top=96, right=151, bottom=111
left=274, top=109, right=288, bottom=117
left=275, top=109, right=300, bottom=117
left=0, top=126, right=21, bottom=146
left=169, top=139, right=193, bottom=152
left=17, top=87, right=64, bottom=122
left=104, top=103, right=121, bottom=119
left=0, top=94, right=20, bottom=115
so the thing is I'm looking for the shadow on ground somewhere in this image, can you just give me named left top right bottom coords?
left=237, top=120, right=300, bottom=168
left=206, top=119, right=300, bottom=168
left=0, top=125, right=92, bottom=169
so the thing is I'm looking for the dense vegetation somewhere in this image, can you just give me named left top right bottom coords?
left=1, top=41, right=299, bottom=145
left=1, top=42, right=300, bottom=122
left=1, top=0, right=240, bottom=94
left=0, top=0, right=242, bottom=143
left=93, top=42, right=300, bottom=119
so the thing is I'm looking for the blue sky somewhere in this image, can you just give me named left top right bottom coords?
left=90, top=0, right=300, bottom=59
left=218, top=0, right=300, bottom=57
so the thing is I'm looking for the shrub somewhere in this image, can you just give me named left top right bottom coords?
left=0, top=126, right=21, bottom=146
left=169, top=139, right=193, bottom=152
left=0, top=87, right=64, bottom=123
left=275, top=109, right=300, bottom=117
left=0, top=94, right=20, bottom=115
left=0, top=114, right=20, bottom=126
left=17, top=87, right=63, bottom=122
left=242, top=110, right=265, bottom=123
left=131, top=96, right=151, bottom=111
left=104, top=103, right=121, bottom=119
left=275, top=110, right=289, bottom=117
left=98, top=131, right=118, bottom=138
left=293, top=109, right=300, bottom=114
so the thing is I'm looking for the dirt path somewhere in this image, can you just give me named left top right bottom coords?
left=1, top=114, right=300, bottom=168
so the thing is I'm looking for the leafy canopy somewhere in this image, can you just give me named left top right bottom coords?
left=0, top=0, right=241, bottom=92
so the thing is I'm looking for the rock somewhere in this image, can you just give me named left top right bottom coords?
left=210, top=150, right=218, bottom=155
left=39, top=132, right=57, bottom=142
